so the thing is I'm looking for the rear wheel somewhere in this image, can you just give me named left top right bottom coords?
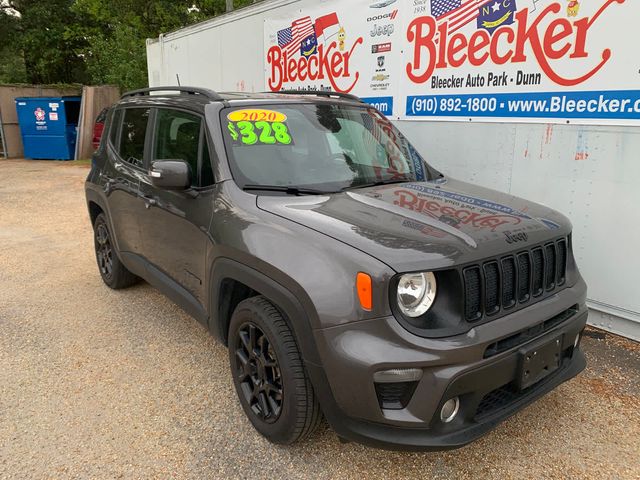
left=228, top=296, right=321, bottom=444
left=93, top=213, right=137, bottom=289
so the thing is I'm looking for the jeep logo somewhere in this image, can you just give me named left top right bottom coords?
left=370, top=23, right=395, bottom=37
left=504, top=231, right=528, bottom=244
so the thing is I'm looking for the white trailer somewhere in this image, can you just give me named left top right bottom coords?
left=146, top=0, right=640, bottom=341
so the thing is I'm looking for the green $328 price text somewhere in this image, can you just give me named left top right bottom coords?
left=227, top=121, right=292, bottom=146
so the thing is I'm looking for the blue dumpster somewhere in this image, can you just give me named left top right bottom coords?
left=14, top=96, right=81, bottom=160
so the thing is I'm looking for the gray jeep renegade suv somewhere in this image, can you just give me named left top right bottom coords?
left=85, top=87, right=587, bottom=451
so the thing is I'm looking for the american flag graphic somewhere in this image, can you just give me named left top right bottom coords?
left=431, top=0, right=462, bottom=18
left=362, top=112, right=406, bottom=180
left=361, top=113, right=384, bottom=147
left=432, top=0, right=494, bottom=33
left=277, top=16, right=316, bottom=57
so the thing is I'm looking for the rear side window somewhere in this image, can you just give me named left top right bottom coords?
left=154, top=108, right=214, bottom=187
left=119, top=108, right=150, bottom=168
left=109, top=109, right=123, bottom=147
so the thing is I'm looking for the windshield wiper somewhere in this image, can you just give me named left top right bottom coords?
left=342, top=179, right=410, bottom=191
left=243, top=184, right=335, bottom=196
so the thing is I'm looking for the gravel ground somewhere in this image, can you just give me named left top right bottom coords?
left=0, top=158, right=639, bottom=479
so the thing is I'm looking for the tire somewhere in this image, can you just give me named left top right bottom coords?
left=93, top=213, right=137, bottom=289
left=228, top=296, right=322, bottom=444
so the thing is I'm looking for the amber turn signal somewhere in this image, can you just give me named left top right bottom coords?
left=356, top=272, right=373, bottom=311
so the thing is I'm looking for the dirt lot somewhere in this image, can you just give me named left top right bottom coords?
left=0, top=158, right=639, bottom=479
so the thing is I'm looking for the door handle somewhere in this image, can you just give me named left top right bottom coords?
left=104, top=179, right=115, bottom=195
left=141, top=195, right=157, bottom=209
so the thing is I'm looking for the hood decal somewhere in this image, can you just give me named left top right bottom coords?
left=388, top=187, right=523, bottom=233
left=403, top=183, right=532, bottom=219
left=347, top=191, right=477, bottom=248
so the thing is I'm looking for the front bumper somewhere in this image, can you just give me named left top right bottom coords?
left=307, top=278, right=587, bottom=450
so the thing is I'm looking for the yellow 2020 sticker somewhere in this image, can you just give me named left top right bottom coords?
left=227, top=109, right=287, bottom=123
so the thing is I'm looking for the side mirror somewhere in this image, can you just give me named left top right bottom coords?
left=149, top=160, right=191, bottom=190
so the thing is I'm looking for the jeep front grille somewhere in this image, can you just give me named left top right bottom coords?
left=463, top=238, right=568, bottom=322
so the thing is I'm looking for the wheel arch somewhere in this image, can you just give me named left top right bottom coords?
left=208, top=257, right=322, bottom=366
left=85, top=187, right=124, bottom=255
left=208, top=257, right=351, bottom=436
left=88, top=200, right=104, bottom=226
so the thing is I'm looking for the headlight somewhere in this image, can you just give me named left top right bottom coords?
left=396, top=272, right=437, bottom=317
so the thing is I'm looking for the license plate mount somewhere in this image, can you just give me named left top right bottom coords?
left=517, top=335, right=563, bottom=390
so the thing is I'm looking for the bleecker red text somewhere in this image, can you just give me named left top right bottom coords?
left=267, top=38, right=364, bottom=93
left=406, top=0, right=624, bottom=87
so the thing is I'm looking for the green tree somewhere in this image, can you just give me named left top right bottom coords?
left=74, top=0, right=256, bottom=90
left=0, top=0, right=256, bottom=88
left=0, top=7, right=26, bottom=83
left=0, top=0, right=89, bottom=84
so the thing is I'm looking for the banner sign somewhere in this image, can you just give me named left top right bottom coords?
left=403, top=0, right=636, bottom=124
left=264, top=0, right=637, bottom=125
left=264, top=0, right=402, bottom=116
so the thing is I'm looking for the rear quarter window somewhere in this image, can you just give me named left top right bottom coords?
left=108, top=109, right=123, bottom=148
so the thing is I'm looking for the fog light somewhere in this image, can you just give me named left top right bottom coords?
left=440, top=397, right=460, bottom=423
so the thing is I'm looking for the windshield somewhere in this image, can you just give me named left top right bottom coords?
left=221, top=103, right=437, bottom=192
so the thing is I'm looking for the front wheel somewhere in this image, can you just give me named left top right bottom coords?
left=228, top=296, right=321, bottom=444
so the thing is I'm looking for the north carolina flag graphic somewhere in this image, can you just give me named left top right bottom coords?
left=300, top=34, right=318, bottom=57
left=477, top=0, right=517, bottom=33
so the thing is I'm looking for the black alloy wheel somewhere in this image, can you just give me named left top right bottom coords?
left=92, top=213, right=137, bottom=289
left=234, top=322, right=284, bottom=423
left=95, top=222, right=113, bottom=280
left=227, top=296, right=321, bottom=444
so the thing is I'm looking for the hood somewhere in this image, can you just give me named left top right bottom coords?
left=257, top=178, right=571, bottom=272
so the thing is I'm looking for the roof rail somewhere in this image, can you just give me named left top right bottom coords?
left=275, top=90, right=364, bottom=103
left=121, top=86, right=224, bottom=102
